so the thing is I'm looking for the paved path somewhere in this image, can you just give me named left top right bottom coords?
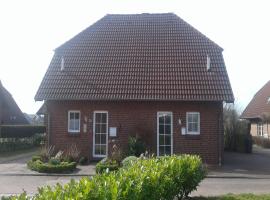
left=1, top=145, right=270, bottom=196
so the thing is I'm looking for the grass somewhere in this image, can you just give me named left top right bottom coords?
left=193, top=194, right=270, bottom=200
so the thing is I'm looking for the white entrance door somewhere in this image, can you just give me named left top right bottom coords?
left=157, top=112, right=173, bottom=156
left=93, top=111, right=108, bottom=158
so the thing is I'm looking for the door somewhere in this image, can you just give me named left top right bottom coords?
left=93, top=111, right=108, bottom=157
left=157, top=112, right=173, bottom=156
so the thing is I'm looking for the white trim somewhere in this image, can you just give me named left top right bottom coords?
left=93, top=111, right=108, bottom=158
left=68, top=110, right=80, bottom=133
left=157, top=111, right=173, bottom=156
left=186, top=112, right=200, bottom=135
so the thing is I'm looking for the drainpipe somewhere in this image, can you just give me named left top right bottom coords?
left=218, top=103, right=223, bottom=166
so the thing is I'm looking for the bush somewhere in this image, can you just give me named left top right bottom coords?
left=96, top=158, right=120, bottom=174
left=64, top=144, right=80, bottom=162
left=27, top=160, right=76, bottom=173
left=78, top=156, right=88, bottom=165
left=121, top=156, right=138, bottom=168
left=127, top=136, right=146, bottom=157
left=31, top=155, right=42, bottom=162
left=18, top=155, right=205, bottom=200
left=253, top=136, right=270, bottom=148
left=0, top=125, right=46, bottom=138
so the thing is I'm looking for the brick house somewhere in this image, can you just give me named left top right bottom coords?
left=35, top=13, right=234, bottom=165
left=0, top=81, right=29, bottom=125
left=241, top=81, right=270, bottom=138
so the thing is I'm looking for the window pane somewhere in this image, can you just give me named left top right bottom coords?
left=165, top=114, right=171, bottom=124
left=165, top=125, right=171, bottom=135
left=101, top=134, right=106, bottom=144
left=188, top=114, right=192, bottom=122
left=165, top=135, right=171, bottom=145
left=159, top=146, right=165, bottom=156
left=70, top=112, right=75, bottom=119
left=159, top=115, right=165, bottom=124
left=100, top=145, right=106, bottom=155
left=95, top=124, right=101, bottom=133
left=100, top=124, right=106, bottom=134
left=101, top=113, right=107, bottom=123
left=96, top=113, right=102, bottom=123
left=75, top=113, right=80, bottom=119
left=159, top=125, right=164, bottom=134
left=159, top=135, right=164, bottom=145
left=74, top=119, right=79, bottom=130
left=165, top=146, right=171, bottom=155
left=95, top=134, right=100, bottom=144
left=95, top=145, right=100, bottom=155
left=192, top=123, right=198, bottom=132
left=193, top=115, right=198, bottom=123
left=188, top=123, right=192, bottom=132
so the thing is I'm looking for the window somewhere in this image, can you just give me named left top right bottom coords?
left=257, top=123, right=263, bottom=136
left=68, top=111, right=80, bottom=133
left=186, top=112, right=200, bottom=134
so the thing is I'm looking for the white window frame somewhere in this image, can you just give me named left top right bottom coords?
left=186, top=112, right=200, bottom=135
left=68, top=110, right=80, bottom=133
left=93, top=111, right=108, bottom=158
left=157, top=111, right=173, bottom=157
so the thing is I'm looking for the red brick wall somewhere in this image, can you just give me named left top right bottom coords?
left=46, top=100, right=223, bottom=165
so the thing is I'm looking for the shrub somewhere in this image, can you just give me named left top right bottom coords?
left=39, top=145, right=55, bottom=162
left=96, top=158, right=120, bottom=174
left=18, top=155, right=205, bottom=199
left=65, top=144, right=80, bottom=162
left=31, top=155, right=42, bottom=162
left=127, top=136, right=146, bottom=157
left=48, top=158, right=61, bottom=165
left=253, top=136, right=270, bottom=148
left=27, top=160, right=76, bottom=173
left=121, top=156, right=138, bottom=168
left=78, top=156, right=88, bottom=165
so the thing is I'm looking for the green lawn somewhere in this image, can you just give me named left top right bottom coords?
left=194, top=194, right=270, bottom=200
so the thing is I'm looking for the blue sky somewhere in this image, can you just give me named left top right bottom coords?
left=0, top=0, right=269, bottom=113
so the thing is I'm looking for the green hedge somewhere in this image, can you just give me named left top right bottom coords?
left=27, top=160, right=77, bottom=173
left=0, top=125, right=46, bottom=138
left=16, top=155, right=205, bottom=200
left=96, top=158, right=120, bottom=174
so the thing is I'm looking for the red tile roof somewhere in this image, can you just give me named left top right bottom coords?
left=241, top=81, right=270, bottom=119
left=35, top=13, right=234, bottom=102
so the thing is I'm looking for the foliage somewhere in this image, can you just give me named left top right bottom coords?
left=31, top=155, right=42, bottom=162
left=27, top=160, right=76, bottom=173
left=110, top=144, right=123, bottom=163
left=127, top=136, right=146, bottom=157
left=0, top=133, right=45, bottom=153
left=0, top=125, right=46, bottom=138
left=253, top=136, right=270, bottom=148
left=39, top=145, right=55, bottom=162
left=78, top=156, right=88, bottom=165
left=14, top=155, right=205, bottom=200
left=96, top=158, right=120, bottom=174
left=224, top=105, right=252, bottom=153
left=121, top=156, right=138, bottom=168
left=64, top=143, right=80, bottom=162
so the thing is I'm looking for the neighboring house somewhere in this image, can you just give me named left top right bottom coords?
left=24, top=113, right=44, bottom=125
left=241, top=81, right=270, bottom=138
left=0, top=81, right=29, bottom=125
left=35, top=13, right=234, bottom=165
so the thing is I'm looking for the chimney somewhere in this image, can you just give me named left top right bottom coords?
left=61, top=56, right=65, bottom=71
left=207, top=55, right=211, bottom=71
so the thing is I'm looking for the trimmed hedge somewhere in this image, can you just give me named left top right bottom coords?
left=0, top=125, right=46, bottom=138
left=27, top=160, right=77, bottom=173
left=121, top=155, right=138, bottom=168
left=96, top=158, right=120, bottom=174
left=16, top=155, right=205, bottom=200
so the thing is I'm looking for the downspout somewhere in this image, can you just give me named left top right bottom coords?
left=218, top=103, right=223, bottom=166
